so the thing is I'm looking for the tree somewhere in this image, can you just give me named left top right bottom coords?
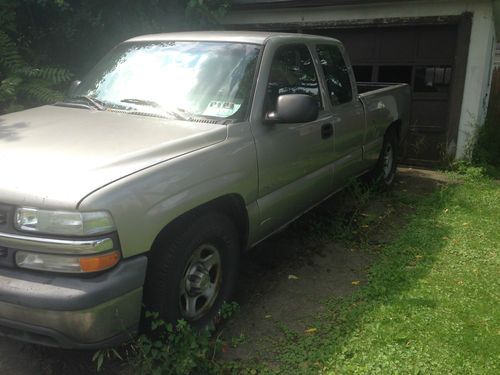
left=0, top=0, right=230, bottom=113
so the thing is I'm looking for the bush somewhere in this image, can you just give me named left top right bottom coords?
left=471, top=67, right=500, bottom=174
left=0, top=0, right=230, bottom=114
left=93, top=302, right=240, bottom=375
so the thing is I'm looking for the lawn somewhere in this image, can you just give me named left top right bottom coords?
left=234, top=168, right=499, bottom=374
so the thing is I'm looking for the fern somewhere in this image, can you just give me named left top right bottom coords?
left=0, top=30, right=24, bottom=71
left=20, top=81, right=65, bottom=103
left=0, top=30, right=72, bottom=113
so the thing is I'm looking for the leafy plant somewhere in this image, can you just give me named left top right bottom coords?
left=93, top=302, right=240, bottom=374
left=0, top=9, right=72, bottom=113
left=185, top=0, right=231, bottom=28
left=464, top=68, right=500, bottom=176
left=0, top=0, right=232, bottom=114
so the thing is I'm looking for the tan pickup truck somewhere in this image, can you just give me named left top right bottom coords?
left=0, top=31, right=410, bottom=348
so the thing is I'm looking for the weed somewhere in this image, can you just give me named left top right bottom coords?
left=466, top=68, right=500, bottom=176
left=218, top=301, right=240, bottom=321
left=93, top=302, right=240, bottom=374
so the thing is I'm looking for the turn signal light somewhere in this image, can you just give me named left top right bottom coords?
left=79, top=251, right=121, bottom=272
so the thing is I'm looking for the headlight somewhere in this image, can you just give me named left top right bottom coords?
left=15, top=208, right=115, bottom=236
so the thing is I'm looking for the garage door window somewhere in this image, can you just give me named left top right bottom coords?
left=415, top=66, right=452, bottom=93
left=317, top=44, right=353, bottom=105
left=353, top=66, right=374, bottom=82
left=378, top=66, right=413, bottom=84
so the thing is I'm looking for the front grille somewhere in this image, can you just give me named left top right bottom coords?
left=0, top=210, right=6, bottom=225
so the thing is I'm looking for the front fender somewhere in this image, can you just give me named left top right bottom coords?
left=78, top=123, right=258, bottom=257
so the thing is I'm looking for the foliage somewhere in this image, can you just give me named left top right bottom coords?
left=93, top=302, right=239, bottom=374
left=186, top=0, right=231, bottom=28
left=229, top=169, right=499, bottom=374
left=0, top=8, right=72, bottom=113
left=0, top=0, right=231, bottom=114
left=470, top=68, right=500, bottom=175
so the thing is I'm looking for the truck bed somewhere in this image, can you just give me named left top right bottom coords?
left=357, top=82, right=408, bottom=95
left=356, top=82, right=411, bottom=163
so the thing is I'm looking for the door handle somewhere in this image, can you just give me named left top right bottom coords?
left=321, top=123, right=333, bottom=139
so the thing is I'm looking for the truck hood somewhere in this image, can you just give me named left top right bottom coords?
left=0, top=105, right=227, bottom=209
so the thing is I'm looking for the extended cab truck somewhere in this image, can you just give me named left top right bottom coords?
left=0, top=32, right=410, bottom=348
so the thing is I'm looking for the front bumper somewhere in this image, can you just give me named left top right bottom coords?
left=0, top=256, right=147, bottom=349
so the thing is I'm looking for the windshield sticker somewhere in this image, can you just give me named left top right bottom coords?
left=203, top=101, right=241, bottom=118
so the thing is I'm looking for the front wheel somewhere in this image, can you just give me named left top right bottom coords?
left=144, top=212, right=240, bottom=328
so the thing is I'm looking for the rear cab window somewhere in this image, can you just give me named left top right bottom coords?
left=316, top=44, right=354, bottom=106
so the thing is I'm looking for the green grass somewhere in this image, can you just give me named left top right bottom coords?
left=240, top=171, right=500, bottom=374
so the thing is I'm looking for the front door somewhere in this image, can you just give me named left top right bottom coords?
left=250, top=42, right=335, bottom=238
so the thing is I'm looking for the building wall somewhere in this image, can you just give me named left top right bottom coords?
left=225, top=0, right=497, bottom=159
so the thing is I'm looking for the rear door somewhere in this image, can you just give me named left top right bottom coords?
left=315, top=43, right=366, bottom=188
left=250, top=40, right=335, bottom=238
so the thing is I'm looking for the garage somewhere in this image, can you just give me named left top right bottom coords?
left=225, top=0, right=499, bottom=164
left=311, top=22, right=467, bottom=164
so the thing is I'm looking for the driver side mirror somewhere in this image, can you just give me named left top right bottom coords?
left=67, top=80, right=81, bottom=96
left=265, top=94, right=319, bottom=124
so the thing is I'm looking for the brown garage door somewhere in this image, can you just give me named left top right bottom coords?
left=312, top=25, right=458, bottom=164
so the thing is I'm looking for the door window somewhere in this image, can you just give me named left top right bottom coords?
left=317, top=44, right=353, bottom=105
left=265, top=44, right=321, bottom=113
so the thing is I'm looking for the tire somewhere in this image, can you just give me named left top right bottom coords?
left=369, top=130, right=398, bottom=190
left=143, top=212, right=240, bottom=329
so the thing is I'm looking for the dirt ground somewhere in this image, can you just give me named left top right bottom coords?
left=0, top=168, right=449, bottom=374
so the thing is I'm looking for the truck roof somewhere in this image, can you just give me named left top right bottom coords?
left=126, top=31, right=340, bottom=45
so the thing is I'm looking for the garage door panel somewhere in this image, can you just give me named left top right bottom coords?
left=411, top=99, right=450, bottom=129
left=416, top=26, right=457, bottom=62
left=378, top=28, right=417, bottom=62
left=404, top=131, right=447, bottom=163
left=329, top=30, right=379, bottom=63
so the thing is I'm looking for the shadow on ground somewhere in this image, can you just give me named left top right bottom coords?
left=219, top=168, right=452, bottom=365
left=0, top=168, right=451, bottom=374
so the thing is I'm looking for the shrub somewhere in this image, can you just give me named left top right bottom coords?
left=471, top=67, right=500, bottom=173
left=0, top=3, right=72, bottom=113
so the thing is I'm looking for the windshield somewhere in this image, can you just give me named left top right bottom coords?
left=71, top=41, right=261, bottom=120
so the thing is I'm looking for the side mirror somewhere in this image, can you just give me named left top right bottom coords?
left=67, top=80, right=81, bottom=96
left=265, top=94, right=319, bottom=124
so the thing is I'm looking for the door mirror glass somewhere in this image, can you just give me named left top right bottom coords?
left=67, top=80, right=81, bottom=96
left=265, top=94, right=319, bottom=124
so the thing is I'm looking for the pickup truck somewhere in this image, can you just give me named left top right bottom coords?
left=0, top=31, right=410, bottom=348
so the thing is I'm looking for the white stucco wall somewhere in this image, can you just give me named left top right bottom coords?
left=225, top=0, right=498, bottom=159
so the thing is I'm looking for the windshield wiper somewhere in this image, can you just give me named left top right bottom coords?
left=64, top=95, right=106, bottom=111
left=121, top=98, right=160, bottom=108
left=120, top=98, right=189, bottom=121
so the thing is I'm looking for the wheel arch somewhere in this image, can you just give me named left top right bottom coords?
left=386, top=119, right=402, bottom=142
left=149, top=193, right=250, bottom=255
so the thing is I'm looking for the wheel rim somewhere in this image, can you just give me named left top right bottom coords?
left=179, top=244, right=222, bottom=321
left=383, top=143, right=394, bottom=181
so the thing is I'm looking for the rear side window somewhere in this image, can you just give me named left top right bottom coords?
left=317, top=44, right=353, bottom=105
left=265, top=44, right=321, bottom=113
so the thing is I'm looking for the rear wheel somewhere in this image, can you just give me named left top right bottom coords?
left=369, top=130, right=398, bottom=189
left=144, top=212, right=240, bottom=328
